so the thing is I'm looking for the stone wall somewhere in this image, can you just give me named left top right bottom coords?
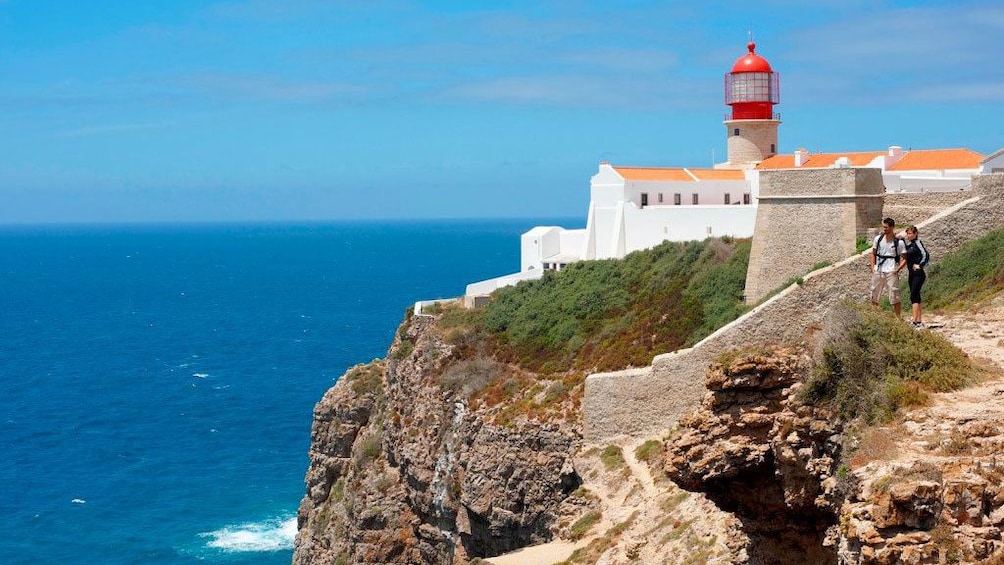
left=583, top=173, right=1004, bottom=442
left=883, top=190, right=974, bottom=228
left=743, top=168, right=884, bottom=304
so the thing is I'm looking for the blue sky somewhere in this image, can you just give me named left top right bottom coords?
left=1, top=0, right=1002, bottom=224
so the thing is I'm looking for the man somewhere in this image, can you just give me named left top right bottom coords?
left=869, top=217, right=907, bottom=316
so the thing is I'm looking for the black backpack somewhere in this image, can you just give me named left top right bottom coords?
left=905, top=238, right=931, bottom=267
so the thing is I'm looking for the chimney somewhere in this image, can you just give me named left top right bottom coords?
left=794, top=148, right=809, bottom=167
left=885, top=145, right=905, bottom=169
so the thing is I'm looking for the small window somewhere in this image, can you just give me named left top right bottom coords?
left=692, top=193, right=699, bottom=205
left=770, top=143, right=776, bottom=154
left=733, top=128, right=740, bottom=136
left=641, top=193, right=648, bottom=207
left=673, top=193, right=681, bottom=205
left=724, top=194, right=731, bottom=205
left=658, top=193, right=664, bottom=203
left=743, top=193, right=751, bottom=205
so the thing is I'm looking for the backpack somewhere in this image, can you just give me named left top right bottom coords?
left=872, top=233, right=903, bottom=267
left=905, top=238, right=931, bottom=267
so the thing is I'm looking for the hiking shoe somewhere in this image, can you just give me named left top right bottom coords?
left=911, top=321, right=925, bottom=329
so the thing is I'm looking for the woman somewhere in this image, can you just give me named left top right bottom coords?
left=904, top=226, right=930, bottom=328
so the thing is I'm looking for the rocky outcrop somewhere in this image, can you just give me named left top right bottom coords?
left=837, top=457, right=1004, bottom=564
left=293, top=312, right=582, bottom=565
left=663, top=306, right=1004, bottom=565
left=836, top=350, right=1004, bottom=565
left=665, top=346, right=845, bottom=564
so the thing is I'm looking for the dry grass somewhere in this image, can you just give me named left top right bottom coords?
left=848, top=425, right=900, bottom=469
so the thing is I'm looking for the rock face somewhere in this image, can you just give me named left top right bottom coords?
left=665, top=346, right=845, bottom=564
left=293, top=313, right=582, bottom=565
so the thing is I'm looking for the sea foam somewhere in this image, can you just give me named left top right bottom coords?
left=200, top=516, right=297, bottom=553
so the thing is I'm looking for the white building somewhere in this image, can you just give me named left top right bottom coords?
left=463, top=41, right=995, bottom=303
left=982, top=148, right=1004, bottom=174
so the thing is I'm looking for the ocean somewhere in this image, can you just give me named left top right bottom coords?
left=0, top=219, right=575, bottom=565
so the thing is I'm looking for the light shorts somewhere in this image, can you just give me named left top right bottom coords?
left=870, top=270, right=901, bottom=305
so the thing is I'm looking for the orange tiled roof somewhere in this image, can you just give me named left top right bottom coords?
left=757, top=151, right=885, bottom=170
left=887, top=148, right=984, bottom=171
left=612, top=166, right=746, bottom=182
left=613, top=166, right=693, bottom=182
left=687, top=168, right=746, bottom=180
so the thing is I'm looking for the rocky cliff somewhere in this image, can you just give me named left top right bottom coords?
left=293, top=312, right=584, bottom=564
left=293, top=303, right=1004, bottom=565
left=663, top=304, right=1004, bottom=565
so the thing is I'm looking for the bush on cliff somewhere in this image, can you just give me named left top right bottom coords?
left=801, top=301, right=982, bottom=423
left=475, top=238, right=751, bottom=373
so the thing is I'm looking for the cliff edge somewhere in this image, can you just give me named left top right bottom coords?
left=293, top=312, right=583, bottom=564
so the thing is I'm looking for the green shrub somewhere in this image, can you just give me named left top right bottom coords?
left=801, top=301, right=978, bottom=423
left=345, top=361, right=384, bottom=396
left=917, top=228, right=1004, bottom=310
left=391, top=339, right=414, bottom=360
left=460, top=238, right=751, bottom=373
left=599, top=445, right=626, bottom=470
left=634, top=439, right=664, bottom=468
left=354, top=433, right=382, bottom=466
left=568, top=510, right=602, bottom=540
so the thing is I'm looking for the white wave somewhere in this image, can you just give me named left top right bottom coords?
left=200, top=517, right=297, bottom=553
left=71, top=498, right=86, bottom=504
left=192, top=373, right=209, bottom=378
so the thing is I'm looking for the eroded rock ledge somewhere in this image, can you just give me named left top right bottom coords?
left=665, top=346, right=845, bottom=564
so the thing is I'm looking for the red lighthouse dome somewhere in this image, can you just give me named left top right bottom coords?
left=725, top=41, right=779, bottom=120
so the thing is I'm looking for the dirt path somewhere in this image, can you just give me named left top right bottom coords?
left=485, top=539, right=585, bottom=565
left=884, top=303, right=1004, bottom=459
left=927, top=302, right=1004, bottom=369
left=486, top=434, right=737, bottom=565
left=621, top=437, right=660, bottom=499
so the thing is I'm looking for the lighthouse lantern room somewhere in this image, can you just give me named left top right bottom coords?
left=725, top=42, right=780, bottom=120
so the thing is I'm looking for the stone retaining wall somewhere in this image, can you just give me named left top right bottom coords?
left=883, top=190, right=974, bottom=228
left=583, top=174, right=1004, bottom=442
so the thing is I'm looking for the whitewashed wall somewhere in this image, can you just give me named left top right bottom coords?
left=520, top=227, right=562, bottom=272
left=623, top=180, right=751, bottom=207
left=465, top=268, right=544, bottom=298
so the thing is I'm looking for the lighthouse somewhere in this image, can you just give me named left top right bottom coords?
left=722, top=41, right=780, bottom=169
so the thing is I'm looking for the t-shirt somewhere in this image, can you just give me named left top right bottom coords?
left=874, top=235, right=907, bottom=273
